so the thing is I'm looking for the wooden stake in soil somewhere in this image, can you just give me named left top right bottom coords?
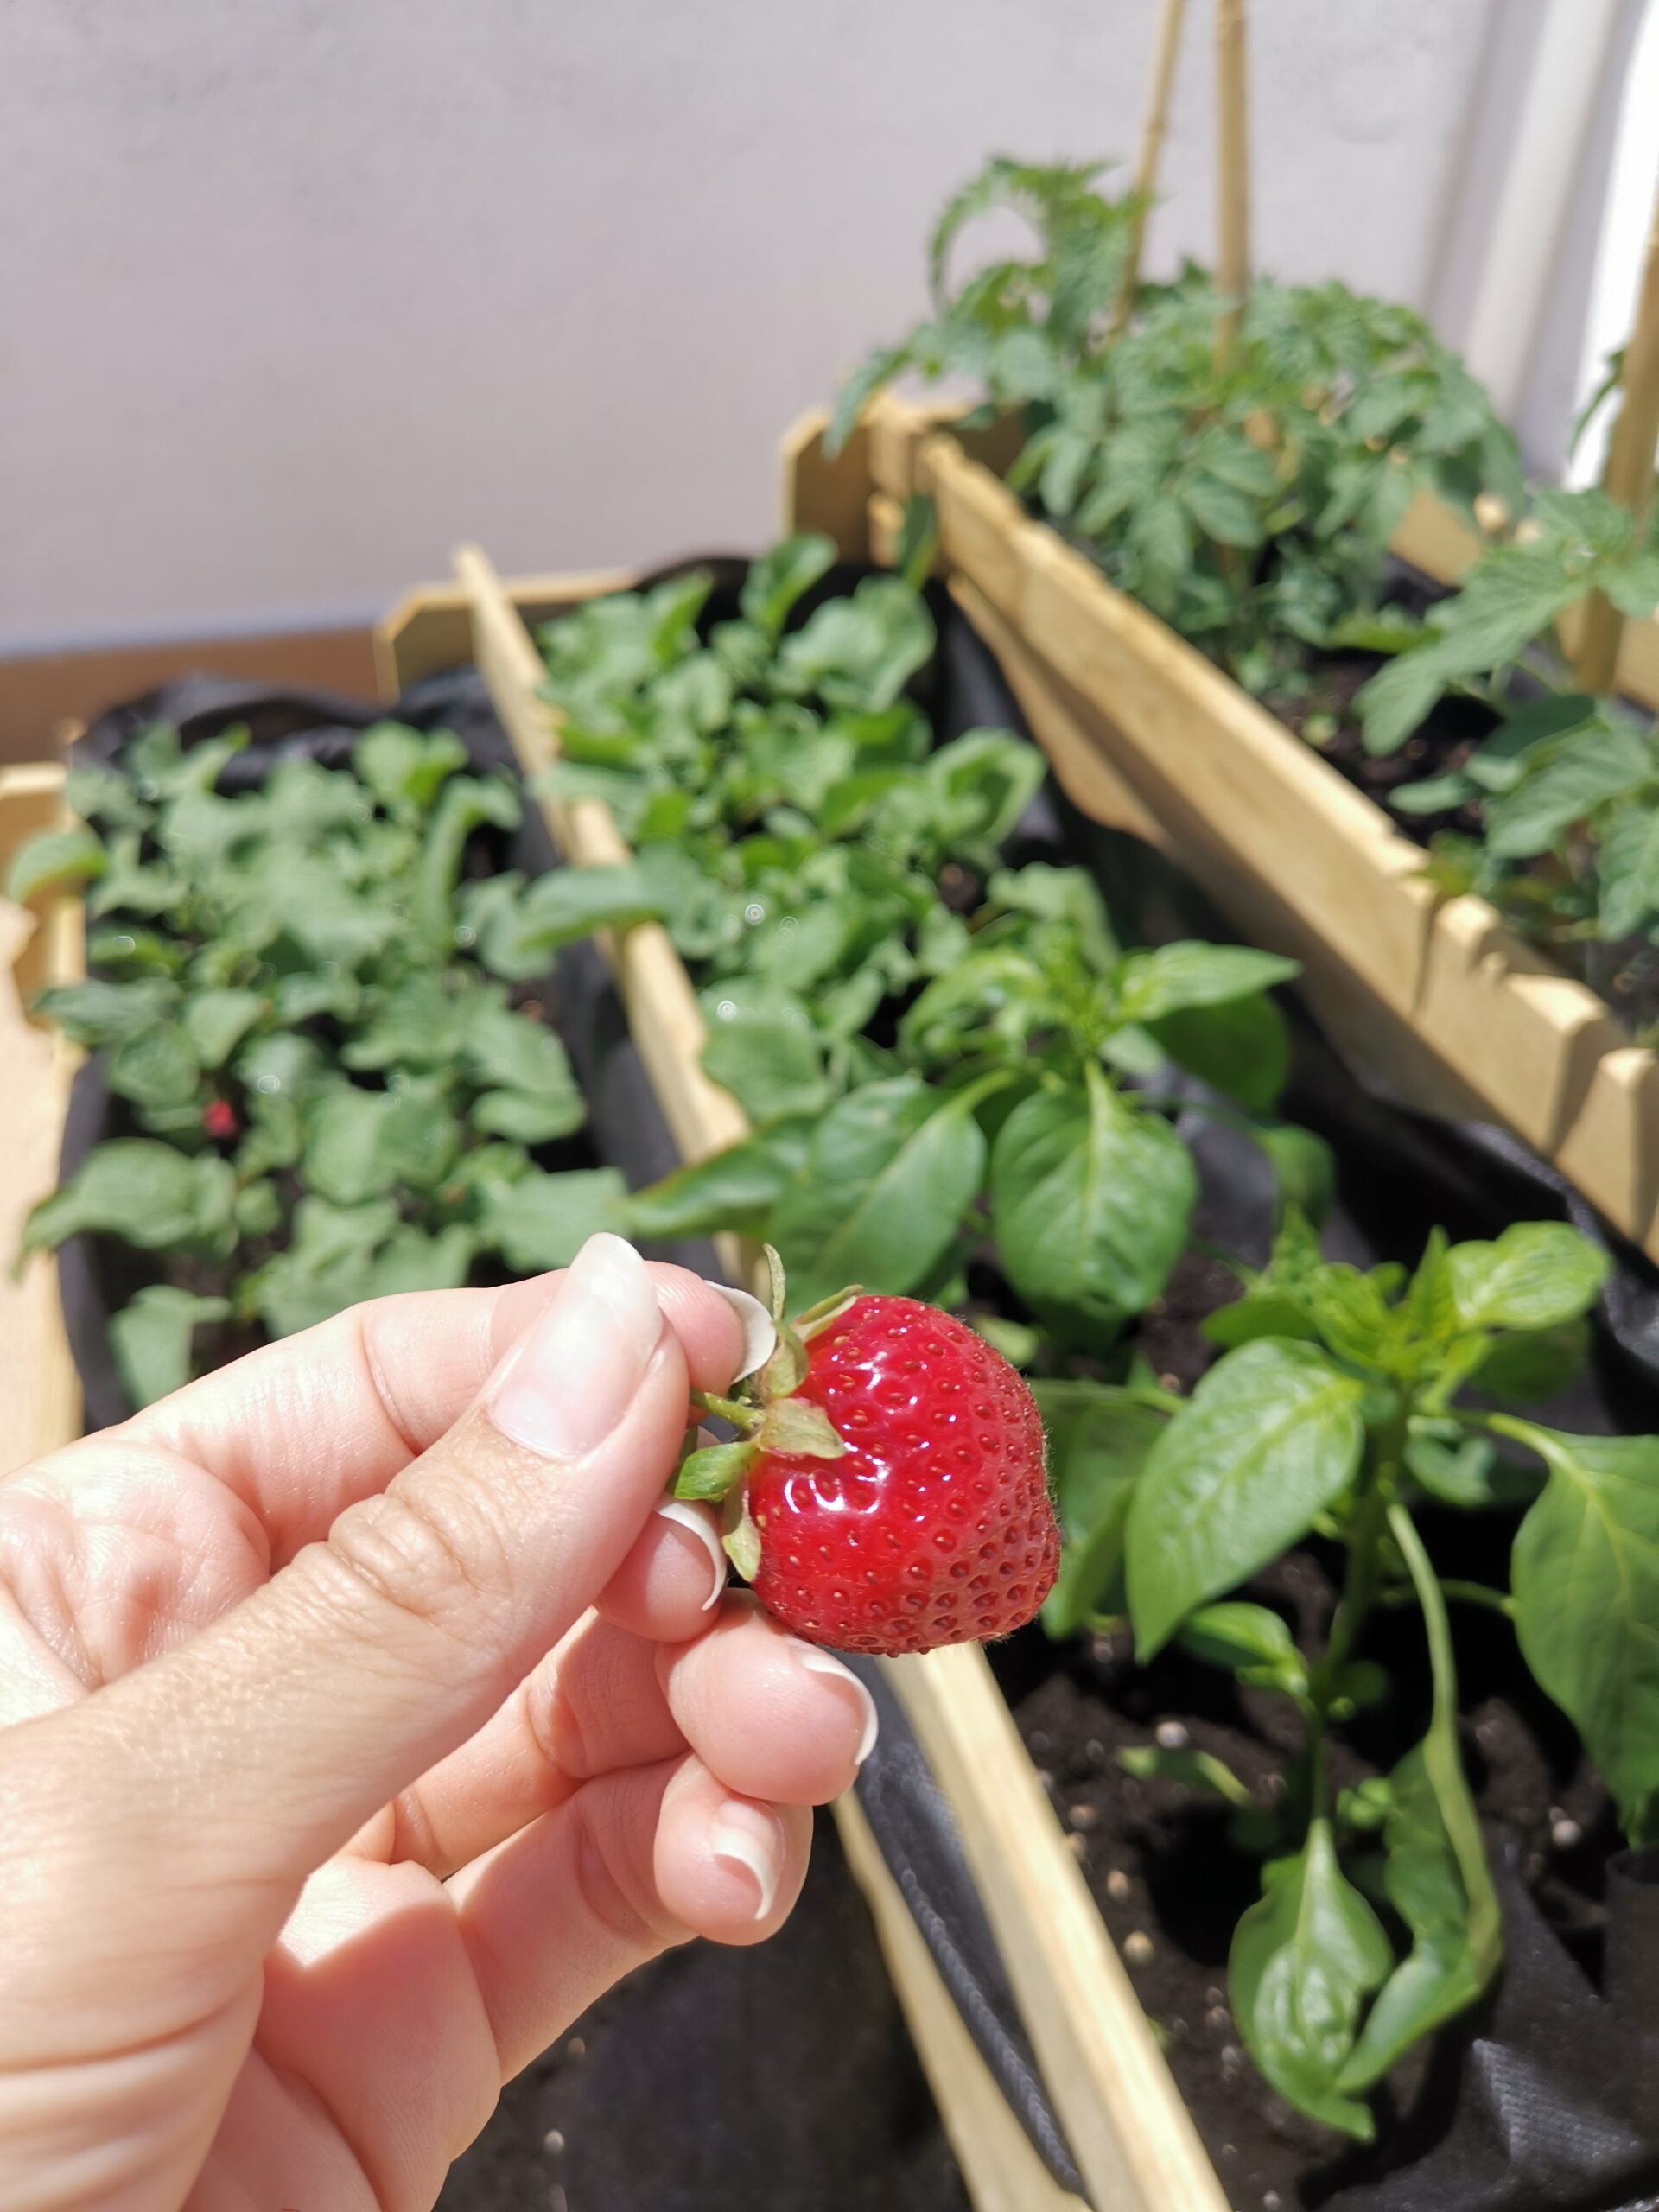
left=1576, top=177, right=1659, bottom=696
left=1213, top=0, right=1250, bottom=365
left=1109, top=0, right=1190, bottom=340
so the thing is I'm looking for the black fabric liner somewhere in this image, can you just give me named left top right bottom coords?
left=54, top=559, right=1659, bottom=2211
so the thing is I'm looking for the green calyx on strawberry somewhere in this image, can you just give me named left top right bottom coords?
left=679, top=1249, right=1060, bottom=1659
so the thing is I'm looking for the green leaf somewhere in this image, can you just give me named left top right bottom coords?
left=1181, top=473, right=1267, bottom=550
left=107, top=1025, right=201, bottom=1111
left=461, top=999, right=584, bottom=1128
left=1343, top=1505, right=1502, bottom=2088
left=354, top=723, right=468, bottom=814
left=6, top=825, right=106, bottom=903
left=626, top=1121, right=815, bottom=1240
left=494, top=863, right=664, bottom=961
left=302, top=1087, right=462, bottom=1205
left=1509, top=1424, right=1659, bottom=1839
left=1178, top=1601, right=1306, bottom=1693
left=1474, top=1318, right=1591, bottom=1403
left=698, top=984, right=831, bottom=1123
left=1147, top=993, right=1291, bottom=1111
left=108, top=1286, right=231, bottom=1408
left=181, top=988, right=267, bottom=1071
left=768, top=1076, right=990, bottom=1312
left=675, top=1440, right=759, bottom=1503
left=1447, top=1223, right=1607, bottom=1332
left=31, top=978, right=179, bottom=1046
left=1390, top=772, right=1476, bottom=816
left=22, top=1140, right=210, bottom=1254
left=468, top=1089, right=585, bottom=1144
left=1116, top=942, right=1300, bottom=1024
left=740, top=535, right=837, bottom=640
left=778, top=575, right=935, bottom=712
left=1484, top=726, right=1653, bottom=861
left=1127, top=1340, right=1366, bottom=1656
left=1230, top=1821, right=1393, bottom=2140
left=990, top=1068, right=1196, bottom=1336
left=1032, top=1379, right=1168, bottom=1637
left=1599, top=804, right=1659, bottom=939
left=365, top=1223, right=477, bottom=1299
left=475, top=1166, right=628, bottom=1274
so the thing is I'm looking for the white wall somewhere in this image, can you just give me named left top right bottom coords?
left=3, top=0, right=1499, bottom=651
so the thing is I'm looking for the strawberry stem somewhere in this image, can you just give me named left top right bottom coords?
left=690, top=1387, right=761, bottom=1433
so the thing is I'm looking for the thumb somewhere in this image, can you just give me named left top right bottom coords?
left=12, top=1234, right=693, bottom=1976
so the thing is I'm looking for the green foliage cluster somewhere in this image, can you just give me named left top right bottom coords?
left=540, top=537, right=1315, bottom=1341
left=1354, top=489, right=1659, bottom=989
left=1049, top=1206, right=1632, bottom=2137
left=830, top=156, right=1520, bottom=696
left=10, top=721, right=652, bottom=1403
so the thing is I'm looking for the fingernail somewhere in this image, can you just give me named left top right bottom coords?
left=490, top=1234, right=663, bottom=1458
left=711, top=1283, right=777, bottom=1381
left=788, top=1639, right=879, bottom=1767
left=709, top=1802, right=783, bottom=1921
left=653, top=1500, right=728, bottom=1611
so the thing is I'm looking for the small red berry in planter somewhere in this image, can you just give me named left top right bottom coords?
left=201, top=1099, right=240, bottom=1141
left=679, top=1258, right=1058, bottom=1657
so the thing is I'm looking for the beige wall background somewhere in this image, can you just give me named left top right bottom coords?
left=0, top=0, right=1635, bottom=652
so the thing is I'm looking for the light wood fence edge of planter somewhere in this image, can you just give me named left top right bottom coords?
left=851, top=394, right=1659, bottom=1263
left=455, top=532, right=1231, bottom=2212
left=0, top=764, right=84, bottom=1466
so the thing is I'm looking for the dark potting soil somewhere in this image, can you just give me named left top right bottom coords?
left=438, top=1808, right=971, bottom=2212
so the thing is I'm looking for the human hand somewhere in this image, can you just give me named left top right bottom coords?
left=0, top=1234, right=878, bottom=2209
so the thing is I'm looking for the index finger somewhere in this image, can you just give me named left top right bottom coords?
left=103, top=1265, right=750, bottom=1566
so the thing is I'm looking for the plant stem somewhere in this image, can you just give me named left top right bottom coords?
left=690, top=1389, right=759, bottom=1433
left=1313, top=1446, right=1394, bottom=1709
left=1575, top=174, right=1659, bottom=695
left=1110, top=0, right=1191, bottom=340
left=1380, top=1576, right=1514, bottom=1621
left=1213, top=0, right=1251, bottom=366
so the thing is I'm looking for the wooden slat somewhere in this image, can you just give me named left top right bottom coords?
left=834, top=1794, right=1088, bottom=2212
left=883, top=1644, right=1231, bottom=2212
left=0, top=762, right=83, bottom=1468
left=900, top=414, right=1659, bottom=1258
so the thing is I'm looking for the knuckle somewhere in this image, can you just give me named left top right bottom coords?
left=323, top=1480, right=516, bottom=1638
left=571, top=1789, right=683, bottom=1953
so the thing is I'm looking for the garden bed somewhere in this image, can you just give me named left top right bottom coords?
left=449, top=516, right=1659, bottom=2212
left=849, top=393, right=1659, bottom=1268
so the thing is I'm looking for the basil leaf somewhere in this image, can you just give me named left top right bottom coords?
left=1116, top=942, right=1300, bottom=1023
left=1147, top=992, right=1290, bottom=1110
left=990, top=1070, right=1196, bottom=1335
left=1230, top=1822, right=1393, bottom=2140
left=625, top=1121, right=815, bottom=1239
left=769, top=1077, right=989, bottom=1312
left=1127, top=1340, right=1366, bottom=1657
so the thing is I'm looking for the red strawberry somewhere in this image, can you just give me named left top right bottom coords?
left=680, top=1274, right=1058, bottom=1657
left=201, top=1099, right=240, bottom=1141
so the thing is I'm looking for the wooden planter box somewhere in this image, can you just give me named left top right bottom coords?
left=435, top=517, right=1231, bottom=2212
left=841, top=394, right=1659, bottom=1265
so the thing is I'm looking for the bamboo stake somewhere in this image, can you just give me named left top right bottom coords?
left=1213, top=0, right=1250, bottom=365
left=1577, top=178, right=1659, bottom=695
left=1109, top=0, right=1190, bottom=339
